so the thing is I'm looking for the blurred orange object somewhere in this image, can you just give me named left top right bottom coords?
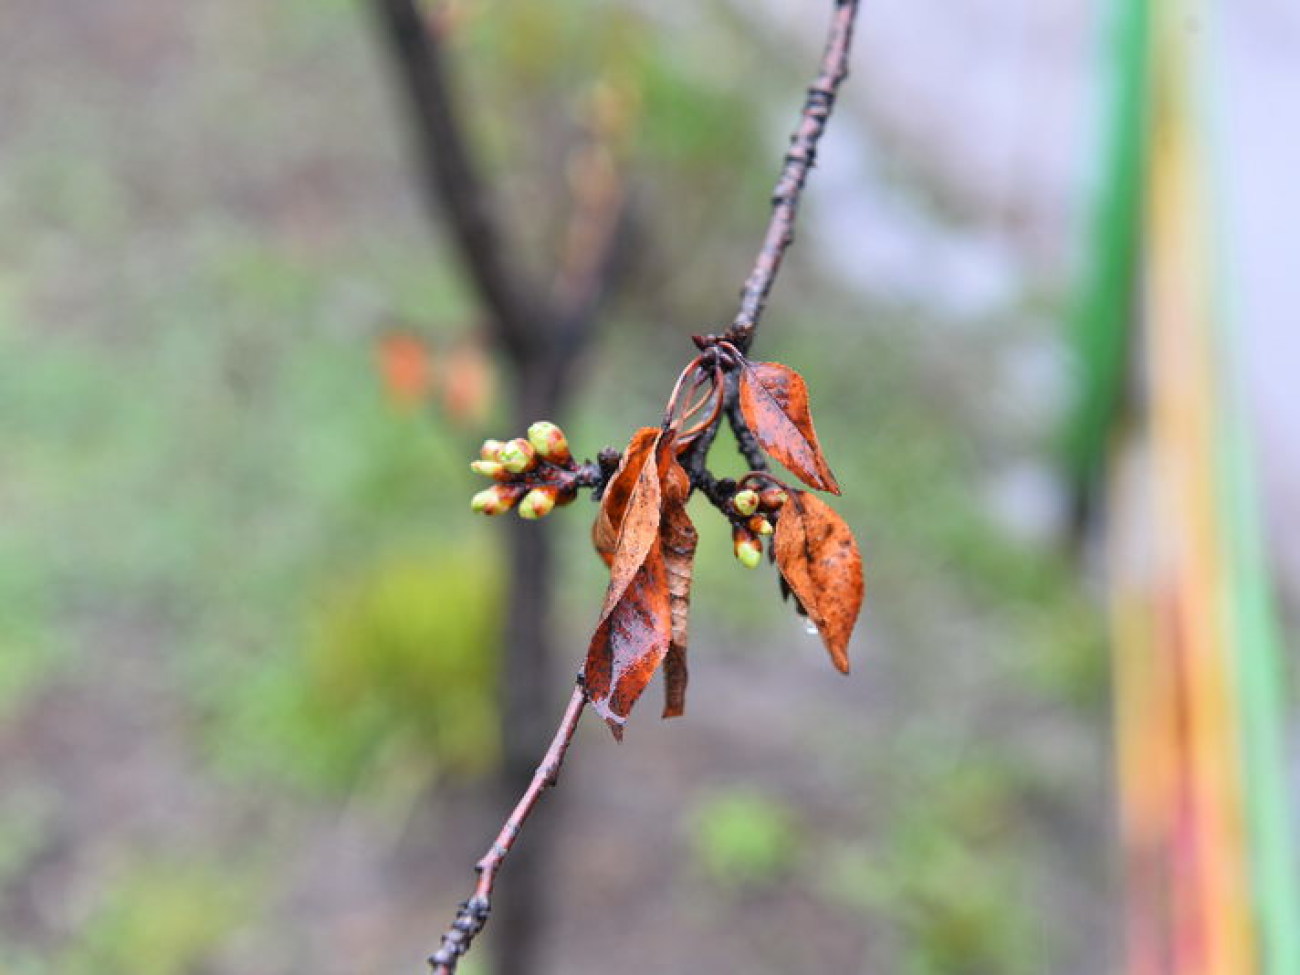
left=440, top=337, right=494, bottom=428
left=376, top=330, right=436, bottom=413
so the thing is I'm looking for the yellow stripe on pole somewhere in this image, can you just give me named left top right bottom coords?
left=1140, top=1, right=1255, bottom=972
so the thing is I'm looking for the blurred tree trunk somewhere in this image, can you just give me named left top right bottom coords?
left=493, top=382, right=564, bottom=975
left=369, top=3, right=631, bottom=972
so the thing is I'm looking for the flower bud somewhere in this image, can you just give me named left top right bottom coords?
left=732, top=488, right=760, bottom=517
left=748, top=515, right=774, bottom=536
left=498, top=438, right=537, bottom=474
left=470, top=459, right=505, bottom=478
left=759, top=487, right=789, bottom=511
left=527, top=421, right=571, bottom=465
left=479, top=439, right=507, bottom=462
left=518, top=487, right=557, bottom=520
left=470, top=484, right=522, bottom=516
left=733, top=527, right=763, bottom=569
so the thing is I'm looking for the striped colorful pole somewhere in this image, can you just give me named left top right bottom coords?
left=1076, top=0, right=1299, bottom=972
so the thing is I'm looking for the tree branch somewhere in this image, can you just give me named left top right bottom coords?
left=428, top=682, right=588, bottom=973
left=421, top=2, right=862, bottom=970
left=724, top=0, right=860, bottom=354
left=370, top=0, right=543, bottom=362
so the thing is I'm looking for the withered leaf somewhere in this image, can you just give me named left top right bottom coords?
left=584, top=537, right=672, bottom=739
left=585, top=426, right=690, bottom=736
left=661, top=643, right=688, bottom=719
left=592, top=426, right=660, bottom=570
left=658, top=436, right=697, bottom=718
left=773, top=490, right=863, bottom=674
left=738, top=361, right=841, bottom=494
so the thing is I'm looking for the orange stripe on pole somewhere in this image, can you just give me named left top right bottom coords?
left=1141, top=1, right=1256, bottom=971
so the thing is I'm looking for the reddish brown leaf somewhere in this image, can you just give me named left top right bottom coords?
left=773, top=491, right=863, bottom=673
left=585, top=426, right=691, bottom=736
left=738, top=361, right=841, bottom=494
left=592, top=427, right=659, bottom=568
left=658, top=438, right=697, bottom=718
left=603, top=456, right=663, bottom=614
left=584, top=541, right=673, bottom=738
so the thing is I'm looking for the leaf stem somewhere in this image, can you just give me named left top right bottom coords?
left=427, top=682, right=588, bottom=973
left=678, top=367, right=727, bottom=445
left=662, top=356, right=705, bottom=425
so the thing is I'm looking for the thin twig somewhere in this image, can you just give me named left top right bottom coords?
left=421, top=3, right=862, bottom=971
left=428, top=683, right=588, bottom=973
left=724, top=0, right=860, bottom=354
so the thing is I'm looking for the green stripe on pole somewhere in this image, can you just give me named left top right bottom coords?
left=1194, top=0, right=1300, bottom=966
left=1063, top=0, right=1149, bottom=496
left=1219, top=403, right=1300, bottom=975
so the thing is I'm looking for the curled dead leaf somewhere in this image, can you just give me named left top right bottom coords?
left=658, top=436, right=697, bottom=718
left=585, top=426, right=698, bottom=734
left=592, top=427, right=659, bottom=568
left=738, top=361, right=840, bottom=494
left=772, top=490, right=863, bottom=673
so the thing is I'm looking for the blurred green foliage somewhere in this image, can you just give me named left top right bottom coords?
left=690, top=788, right=799, bottom=890
left=292, top=546, right=502, bottom=789
left=57, top=859, right=258, bottom=975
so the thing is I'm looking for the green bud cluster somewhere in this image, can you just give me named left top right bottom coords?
left=470, top=420, right=577, bottom=520
left=726, top=478, right=790, bottom=567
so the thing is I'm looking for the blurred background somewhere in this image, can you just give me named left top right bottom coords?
left=1, top=1, right=1296, bottom=974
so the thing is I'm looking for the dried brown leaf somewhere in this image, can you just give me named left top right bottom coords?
left=661, top=644, right=688, bottom=719
left=584, top=542, right=672, bottom=738
left=585, top=426, right=692, bottom=736
left=773, top=491, right=863, bottom=673
left=592, top=426, right=659, bottom=569
left=738, top=361, right=841, bottom=494
left=658, top=437, right=697, bottom=718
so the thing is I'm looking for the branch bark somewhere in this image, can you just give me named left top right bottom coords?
left=725, top=0, right=860, bottom=354
left=427, top=684, right=587, bottom=973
